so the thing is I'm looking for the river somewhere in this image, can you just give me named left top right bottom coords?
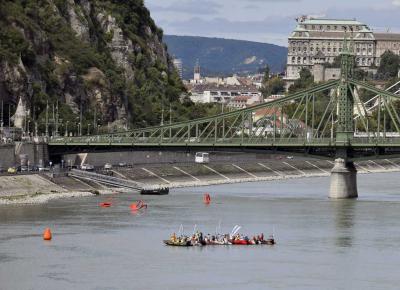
left=1, top=172, right=400, bottom=290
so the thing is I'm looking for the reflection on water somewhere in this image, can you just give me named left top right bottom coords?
left=332, top=200, right=356, bottom=248
left=1, top=173, right=400, bottom=290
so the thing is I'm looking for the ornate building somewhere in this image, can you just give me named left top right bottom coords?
left=285, top=17, right=400, bottom=82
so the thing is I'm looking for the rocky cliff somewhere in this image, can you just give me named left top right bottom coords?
left=0, top=0, right=187, bottom=132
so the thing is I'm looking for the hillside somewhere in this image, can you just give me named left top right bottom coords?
left=164, top=35, right=288, bottom=79
left=0, top=0, right=201, bottom=133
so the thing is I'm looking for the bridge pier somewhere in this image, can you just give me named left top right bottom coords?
left=329, top=158, right=358, bottom=199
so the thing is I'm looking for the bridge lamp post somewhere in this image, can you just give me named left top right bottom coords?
left=87, top=123, right=90, bottom=136
left=77, top=122, right=81, bottom=137
left=65, top=121, right=69, bottom=137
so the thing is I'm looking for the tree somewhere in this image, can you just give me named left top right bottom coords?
left=288, top=68, right=314, bottom=93
left=260, top=65, right=272, bottom=97
left=261, top=77, right=285, bottom=97
left=377, top=51, right=400, bottom=79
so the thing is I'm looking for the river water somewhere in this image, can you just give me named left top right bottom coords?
left=1, top=173, right=400, bottom=290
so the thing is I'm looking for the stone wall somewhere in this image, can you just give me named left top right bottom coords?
left=62, top=150, right=277, bottom=167
left=0, top=142, right=49, bottom=168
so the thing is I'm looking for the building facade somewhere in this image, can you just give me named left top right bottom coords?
left=188, top=84, right=261, bottom=104
left=286, top=17, right=400, bottom=82
left=172, top=58, right=183, bottom=79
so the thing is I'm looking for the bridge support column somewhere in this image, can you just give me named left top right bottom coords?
left=329, top=158, right=358, bottom=199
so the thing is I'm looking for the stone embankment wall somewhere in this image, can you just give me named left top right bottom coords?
left=47, top=157, right=400, bottom=191
left=108, top=158, right=400, bottom=188
left=62, top=150, right=282, bottom=167
left=0, top=142, right=49, bottom=168
left=0, top=147, right=400, bottom=202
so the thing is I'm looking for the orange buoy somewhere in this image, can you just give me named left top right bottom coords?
left=203, top=193, right=211, bottom=205
left=43, top=228, right=52, bottom=241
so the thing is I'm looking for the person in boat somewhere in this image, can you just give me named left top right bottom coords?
left=199, top=232, right=204, bottom=244
left=170, top=233, right=177, bottom=243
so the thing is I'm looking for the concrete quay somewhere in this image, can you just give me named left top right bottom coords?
left=0, top=156, right=399, bottom=204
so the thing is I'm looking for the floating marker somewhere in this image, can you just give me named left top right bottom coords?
left=43, top=228, right=52, bottom=241
left=203, top=193, right=211, bottom=205
left=99, top=202, right=112, bottom=208
left=130, top=200, right=147, bottom=211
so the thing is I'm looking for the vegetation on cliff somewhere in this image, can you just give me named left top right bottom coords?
left=0, top=0, right=214, bottom=134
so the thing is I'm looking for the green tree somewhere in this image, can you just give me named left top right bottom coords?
left=261, top=76, right=285, bottom=97
left=260, top=65, right=271, bottom=97
left=377, top=51, right=400, bottom=79
left=288, top=68, right=314, bottom=93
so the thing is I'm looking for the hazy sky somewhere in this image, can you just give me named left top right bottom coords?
left=145, top=0, right=400, bottom=46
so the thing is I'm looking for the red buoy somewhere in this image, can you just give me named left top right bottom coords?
left=203, top=193, right=211, bottom=205
left=99, top=202, right=112, bottom=208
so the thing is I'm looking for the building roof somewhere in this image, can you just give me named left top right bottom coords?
left=188, top=84, right=259, bottom=93
left=254, top=107, right=282, bottom=118
left=300, top=18, right=364, bottom=26
left=291, top=30, right=374, bottom=40
left=231, top=95, right=253, bottom=102
left=374, top=33, right=400, bottom=41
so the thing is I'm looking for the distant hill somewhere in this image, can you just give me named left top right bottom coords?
left=164, top=35, right=288, bottom=79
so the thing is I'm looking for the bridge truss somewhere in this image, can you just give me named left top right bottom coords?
left=50, top=40, right=400, bottom=159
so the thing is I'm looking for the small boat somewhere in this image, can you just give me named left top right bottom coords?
left=99, top=202, right=112, bottom=208
left=260, top=238, right=275, bottom=245
left=163, top=240, right=193, bottom=247
left=232, top=239, right=248, bottom=245
left=140, top=187, right=169, bottom=195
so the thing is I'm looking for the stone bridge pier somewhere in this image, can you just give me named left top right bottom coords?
left=329, top=158, right=358, bottom=199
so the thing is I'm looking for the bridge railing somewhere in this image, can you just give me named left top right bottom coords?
left=50, top=135, right=400, bottom=147
left=50, top=136, right=337, bottom=146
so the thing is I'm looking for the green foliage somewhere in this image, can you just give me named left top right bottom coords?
left=0, top=26, right=30, bottom=63
left=324, top=55, right=342, bottom=68
left=0, top=0, right=197, bottom=133
left=261, top=76, right=285, bottom=97
left=377, top=51, right=400, bottom=80
left=288, top=68, right=314, bottom=94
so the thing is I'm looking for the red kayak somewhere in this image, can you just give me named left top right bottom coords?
left=232, top=239, right=248, bottom=245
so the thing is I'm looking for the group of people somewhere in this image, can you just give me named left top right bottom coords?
left=168, top=231, right=273, bottom=246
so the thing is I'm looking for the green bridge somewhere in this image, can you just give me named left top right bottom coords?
left=49, top=38, right=400, bottom=199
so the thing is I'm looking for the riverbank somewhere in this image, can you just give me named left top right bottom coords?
left=1, top=158, right=399, bottom=205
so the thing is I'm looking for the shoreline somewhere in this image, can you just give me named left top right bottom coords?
left=165, top=167, right=400, bottom=189
left=1, top=167, right=399, bottom=205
